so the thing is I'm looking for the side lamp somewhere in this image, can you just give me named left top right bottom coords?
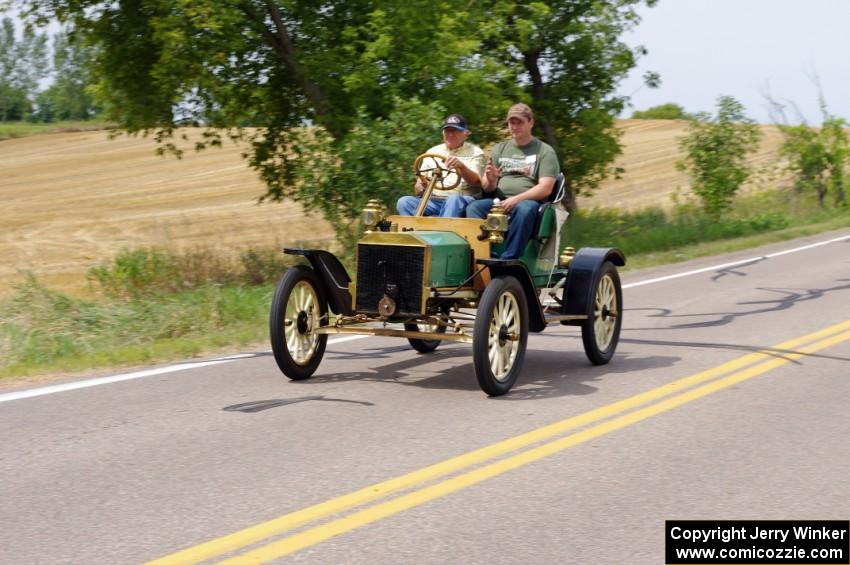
left=361, top=199, right=385, bottom=232
left=479, top=199, right=509, bottom=243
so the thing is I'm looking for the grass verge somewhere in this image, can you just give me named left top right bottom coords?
left=563, top=188, right=850, bottom=271
left=0, top=247, right=294, bottom=380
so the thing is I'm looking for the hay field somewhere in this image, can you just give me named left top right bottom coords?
left=1, top=120, right=785, bottom=296
left=578, top=119, right=787, bottom=210
left=1, top=129, right=334, bottom=296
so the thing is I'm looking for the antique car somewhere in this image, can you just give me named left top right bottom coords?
left=269, top=153, right=625, bottom=396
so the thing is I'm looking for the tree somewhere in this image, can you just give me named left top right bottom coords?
left=631, top=102, right=692, bottom=120
left=0, top=16, right=48, bottom=121
left=32, top=27, right=100, bottom=121
left=291, top=97, right=445, bottom=251
left=767, top=86, right=849, bottom=208
left=15, top=0, right=656, bottom=240
left=477, top=1, right=659, bottom=211
left=821, top=115, right=848, bottom=207
left=676, top=96, right=762, bottom=215
left=780, top=124, right=828, bottom=205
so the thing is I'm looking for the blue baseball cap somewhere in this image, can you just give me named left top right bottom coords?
left=441, top=114, right=468, bottom=132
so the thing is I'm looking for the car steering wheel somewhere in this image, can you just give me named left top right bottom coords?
left=414, top=153, right=461, bottom=191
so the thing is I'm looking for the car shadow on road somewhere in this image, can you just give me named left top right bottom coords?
left=305, top=343, right=679, bottom=400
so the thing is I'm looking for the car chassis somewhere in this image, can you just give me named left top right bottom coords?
left=270, top=153, right=625, bottom=396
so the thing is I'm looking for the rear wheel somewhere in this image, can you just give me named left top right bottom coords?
left=404, top=319, right=447, bottom=353
left=269, top=266, right=328, bottom=380
left=581, top=261, right=622, bottom=365
left=473, top=276, right=528, bottom=396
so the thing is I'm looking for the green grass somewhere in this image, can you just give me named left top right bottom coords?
left=0, top=279, right=275, bottom=378
left=2, top=189, right=848, bottom=381
left=0, top=247, right=295, bottom=379
left=0, top=120, right=114, bottom=140
left=562, top=188, right=850, bottom=271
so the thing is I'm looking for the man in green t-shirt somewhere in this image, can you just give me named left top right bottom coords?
left=466, top=103, right=560, bottom=259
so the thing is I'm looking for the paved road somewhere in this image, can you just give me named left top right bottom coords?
left=2, top=231, right=849, bottom=565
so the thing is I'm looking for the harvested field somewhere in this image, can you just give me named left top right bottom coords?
left=578, top=119, right=787, bottom=210
left=1, top=129, right=334, bottom=296
left=1, top=120, right=786, bottom=296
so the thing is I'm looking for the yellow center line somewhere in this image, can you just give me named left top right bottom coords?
left=221, top=327, right=850, bottom=564
left=146, top=319, right=850, bottom=565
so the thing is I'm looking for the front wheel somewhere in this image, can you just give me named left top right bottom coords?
left=581, top=261, right=623, bottom=365
left=473, top=276, right=528, bottom=396
left=269, top=265, right=328, bottom=380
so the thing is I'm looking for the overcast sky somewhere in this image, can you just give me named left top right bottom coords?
left=617, top=0, right=850, bottom=124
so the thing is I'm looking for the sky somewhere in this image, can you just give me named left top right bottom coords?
left=616, top=0, right=850, bottom=124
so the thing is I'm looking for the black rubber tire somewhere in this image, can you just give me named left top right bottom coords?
left=581, top=261, right=623, bottom=365
left=269, top=265, right=328, bottom=380
left=404, top=321, right=447, bottom=353
left=472, top=275, right=528, bottom=396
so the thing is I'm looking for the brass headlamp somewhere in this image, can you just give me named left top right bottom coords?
left=481, top=199, right=508, bottom=244
left=361, top=198, right=385, bottom=232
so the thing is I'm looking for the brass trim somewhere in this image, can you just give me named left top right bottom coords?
left=349, top=281, right=357, bottom=313
left=430, top=289, right=477, bottom=299
left=315, top=326, right=473, bottom=344
left=544, top=314, right=588, bottom=323
left=358, top=232, right=428, bottom=247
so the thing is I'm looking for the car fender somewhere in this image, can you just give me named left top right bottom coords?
left=561, top=247, right=626, bottom=324
left=477, top=259, right=546, bottom=332
left=284, top=248, right=354, bottom=316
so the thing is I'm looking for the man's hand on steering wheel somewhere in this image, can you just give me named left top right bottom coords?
left=414, top=177, right=427, bottom=195
left=414, top=152, right=461, bottom=191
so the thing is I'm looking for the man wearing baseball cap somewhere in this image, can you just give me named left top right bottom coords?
left=397, top=113, right=486, bottom=217
left=465, top=103, right=560, bottom=259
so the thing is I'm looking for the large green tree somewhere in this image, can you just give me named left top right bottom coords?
left=0, top=16, right=48, bottom=120
left=14, top=0, right=655, bottom=235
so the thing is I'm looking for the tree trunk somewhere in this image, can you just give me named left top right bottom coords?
left=523, top=50, right=577, bottom=214
left=834, top=176, right=846, bottom=206
left=242, top=1, right=341, bottom=139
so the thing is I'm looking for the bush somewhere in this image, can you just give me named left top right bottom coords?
left=87, top=246, right=294, bottom=298
left=676, top=96, right=762, bottom=215
left=631, top=103, right=692, bottom=120
left=563, top=196, right=791, bottom=256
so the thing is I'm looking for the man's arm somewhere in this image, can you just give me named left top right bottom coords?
left=444, top=156, right=481, bottom=187
left=500, top=176, right=556, bottom=212
left=481, top=158, right=500, bottom=192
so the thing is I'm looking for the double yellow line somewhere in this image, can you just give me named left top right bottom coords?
left=148, top=319, right=850, bottom=565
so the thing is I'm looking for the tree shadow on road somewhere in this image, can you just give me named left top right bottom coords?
left=628, top=278, right=850, bottom=331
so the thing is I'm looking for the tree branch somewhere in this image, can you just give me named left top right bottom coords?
left=242, top=1, right=338, bottom=138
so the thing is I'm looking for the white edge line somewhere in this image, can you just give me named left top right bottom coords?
left=0, top=359, right=233, bottom=403
left=623, top=234, right=850, bottom=289
left=4, top=233, right=848, bottom=403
